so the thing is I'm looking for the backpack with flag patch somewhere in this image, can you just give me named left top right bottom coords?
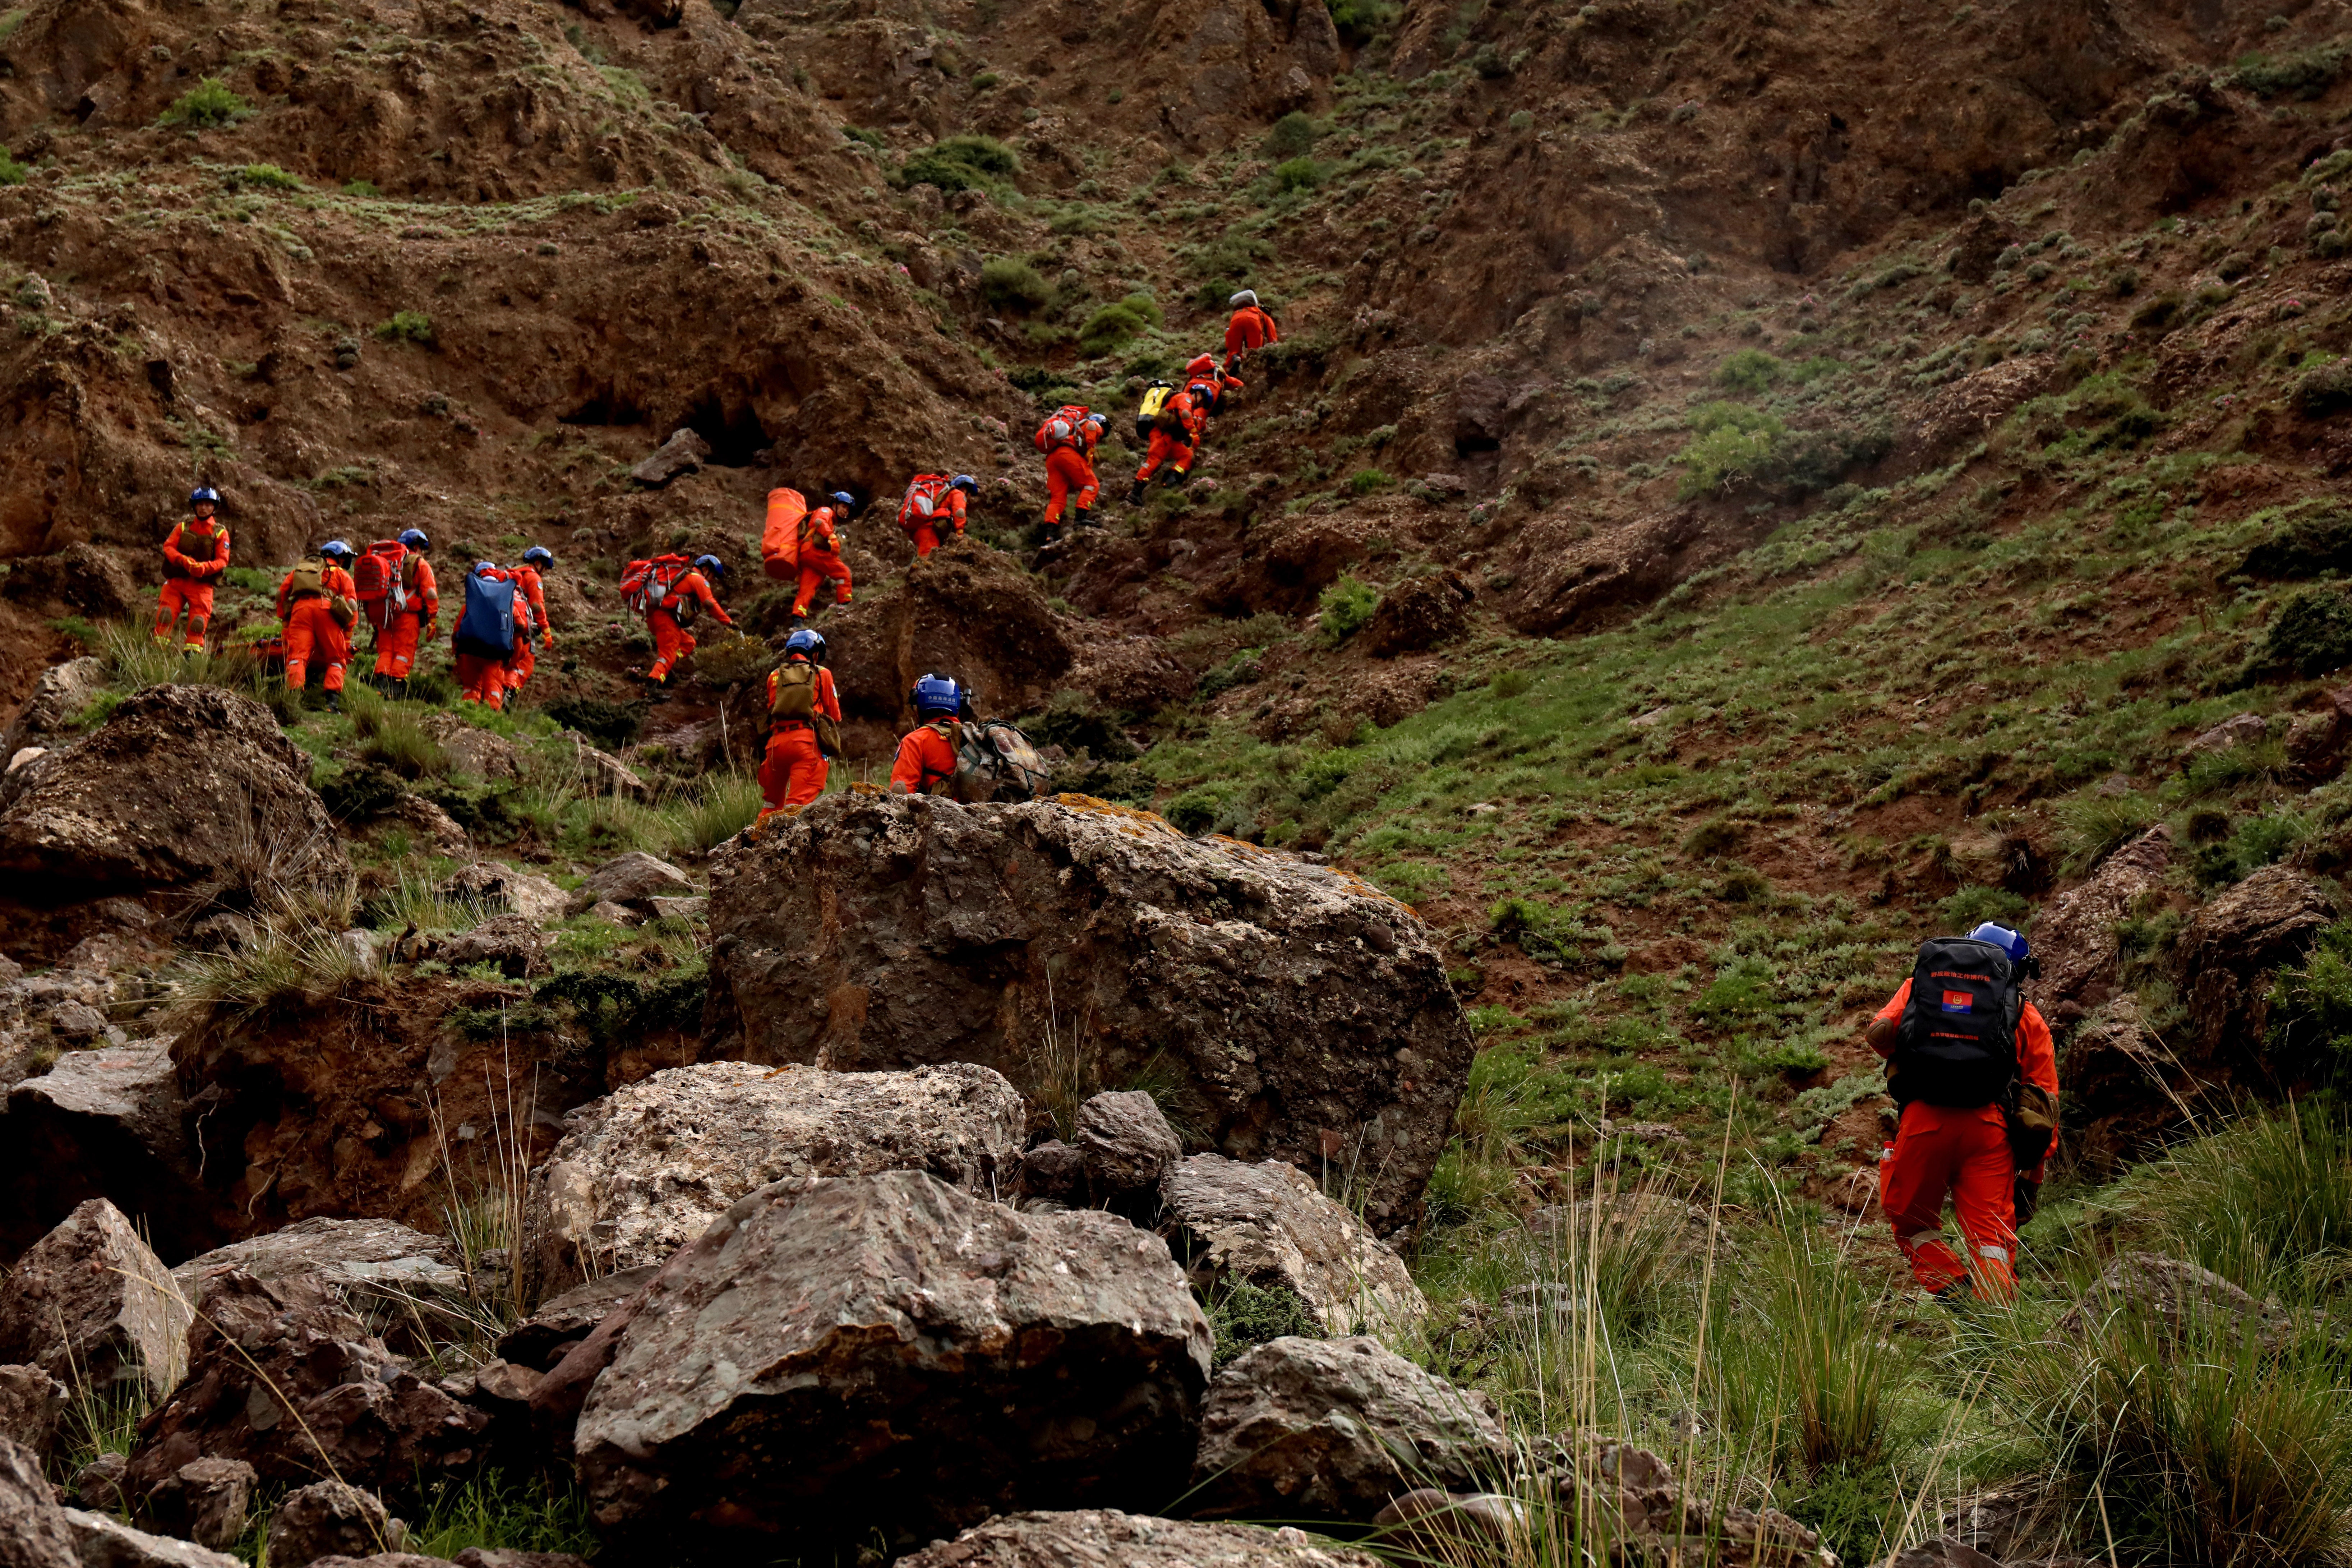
left=454, top=568, right=519, bottom=660
left=620, top=553, right=691, bottom=615
left=951, top=719, right=1053, bottom=804
left=1892, top=936, right=2022, bottom=1109
left=1134, top=382, right=1175, bottom=444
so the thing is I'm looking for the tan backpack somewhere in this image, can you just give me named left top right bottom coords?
left=287, top=558, right=326, bottom=600
left=771, top=660, right=842, bottom=757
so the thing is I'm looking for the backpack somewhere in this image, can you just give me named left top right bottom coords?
left=1034, top=405, right=1091, bottom=453
left=286, top=557, right=326, bottom=601
left=951, top=719, right=1052, bottom=804
left=899, top=474, right=950, bottom=527
left=620, top=554, right=690, bottom=615
left=761, top=488, right=808, bottom=580
left=354, top=541, right=409, bottom=628
left=1135, top=382, right=1175, bottom=444
left=454, top=569, right=519, bottom=659
left=1892, top=937, right=2023, bottom=1110
left=771, top=660, right=843, bottom=756
left=175, top=522, right=225, bottom=566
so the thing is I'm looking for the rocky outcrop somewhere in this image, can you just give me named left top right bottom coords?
left=565, top=851, right=692, bottom=916
left=2028, top=826, right=2172, bottom=1026
left=2176, top=864, right=2335, bottom=1062
left=0, top=1434, right=77, bottom=1568
left=0, top=1365, right=65, bottom=1462
left=172, top=1218, right=466, bottom=1315
left=0, top=1198, right=190, bottom=1399
left=1190, top=1336, right=1508, bottom=1521
left=1161, top=1155, right=1428, bottom=1336
left=0, top=656, right=103, bottom=757
left=0, top=685, right=346, bottom=898
left=1363, top=571, right=1475, bottom=658
left=1074, top=1090, right=1181, bottom=1205
left=266, top=1480, right=404, bottom=1568
left=897, top=1510, right=1384, bottom=1567
left=521, top=1060, right=1025, bottom=1295
left=573, top=1170, right=1210, bottom=1560
left=1, top=1036, right=220, bottom=1260
left=705, top=794, right=1472, bottom=1231
left=124, top=1271, right=488, bottom=1503
left=2054, top=1251, right=2285, bottom=1345
left=819, top=547, right=1077, bottom=724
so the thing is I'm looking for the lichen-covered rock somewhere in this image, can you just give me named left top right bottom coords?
left=1190, top=1337, right=1508, bottom=1521
left=705, top=794, right=1472, bottom=1231
left=2028, top=827, right=2172, bottom=1024
left=520, top=1060, right=1025, bottom=1295
left=494, top=1267, right=656, bottom=1372
left=1074, top=1090, right=1181, bottom=1199
left=1161, top=1154, right=1427, bottom=1336
left=0, top=1434, right=80, bottom=1568
left=265, top=1480, right=403, bottom=1568
left=0, top=1198, right=191, bottom=1399
left=898, top=1510, right=1385, bottom=1567
left=0, top=1366, right=66, bottom=1463
left=172, top=1217, right=467, bottom=1315
left=573, top=1170, right=1210, bottom=1560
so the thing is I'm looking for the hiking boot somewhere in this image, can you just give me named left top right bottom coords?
left=323, top=693, right=342, bottom=714
left=1126, top=482, right=1148, bottom=506
left=1073, top=508, right=1094, bottom=531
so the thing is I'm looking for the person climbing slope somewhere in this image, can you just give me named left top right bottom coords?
left=889, top=674, right=966, bottom=795
left=644, top=553, right=735, bottom=685
left=370, top=528, right=439, bottom=697
left=154, top=487, right=231, bottom=653
left=1127, top=384, right=1199, bottom=505
left=1033, top=406, right=1104, bottom=531
left=504, top=545, right=557, bottom=698
left=791, top=493, right=856, bottom=621
left=1183, top=354, right=1242, bottom=419
left=1221, top=289, right=1279, bottom=373
left=276, top=540, right=360, bottom=711
left=452, top=560, right=532, bottom=710
left=757, top=627, right=841, bottom=822
left=1862, top=921, right=2060, bottom=1304
left=898, top=474, right=979, bottom=558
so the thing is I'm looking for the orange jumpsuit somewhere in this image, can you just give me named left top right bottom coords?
left=791, top=507, right=854, bottom=617
left=647, top=569, right=734, bottom=683
left=1222, top=304, right=1279, bottom=370
left=373, top=555, right=439, bottom=680
left=504, top=564, right=552, bottom=694
left=756, top=659, right=842, bottom=821
left=899, top=479, right=968, bottom=558
left=455, top=570, right=532, bottom=711
left=889, top=720, right=961, bottom=795
left=1136, top=392, right=1199, bottom=487
left=155, top=517, right=231, bottom=650
left=276, top=564, right=358, bottom=693
left=1187, top=371, right=1242, bottom=420
left=1873, top=980, right=2060, bottom=1299
left=1043, top=433, right=1099, bottom=526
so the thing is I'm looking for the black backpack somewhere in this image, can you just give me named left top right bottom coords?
left=1892, top=936, right=2022, bottom=1109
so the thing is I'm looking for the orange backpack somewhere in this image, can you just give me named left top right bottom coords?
left=761, top=488, right=808, bottom=580
left=620, top=554, right=691, bottom=614
left=1034, top=405, right=1092, bottom=453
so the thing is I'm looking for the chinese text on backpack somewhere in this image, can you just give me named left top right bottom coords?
left=1892, top=937, right=2022, bottom=1110
left=454, top=570, right=518, bottom=660
left=1134, top=383, right=1175, bottom=444
left=354, top=540, right=409, bottom=631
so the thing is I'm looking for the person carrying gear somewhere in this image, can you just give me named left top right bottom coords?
left=1035, top=408, right=1104, bottom=530
left=1183, top=354, right=1243, bottom=419
left=1128, top=385, right=1199, bottom=505
left=276, top=541, right=360, bottom=711
left=1222, top=289, right=1279, bottom=373
left=1863, top=922, right=2060, bottom=1304
left=757, top=627, right=843, bottom=822
left=791, top=494, right=856, bottom=621
left=154, top=487, right=231, bottom=653
left=890, top=674, right=967, bottom=795
left=647, top=553, right=736, bottom=684
left=371, top=528, right=439, bottom=696
left=504, top=545, right=557, bottom=697
left=898, top=474, right=979, bottom=559
left=453, top=561, right=532, bottom=710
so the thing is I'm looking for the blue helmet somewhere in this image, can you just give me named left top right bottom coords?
left=319, top=540, right=354, bottom=560
left=829, top=491, right=856, bottom=511
left=472, top=560, right=498, bottom=576
left=912, top=673, right=962, bottom=716
left=191, top=486, right=221, bottom=505
left=694, top=553, right=725, bottom=578
left=784, top=627, right=826, bottom=659
left=950, top=474, right=978, bottom=494
left=523, top=546, right=554, bottom=568
left=1969, top=923, right=2030, bottom=964
left=399, top=528, right=430, bottom=550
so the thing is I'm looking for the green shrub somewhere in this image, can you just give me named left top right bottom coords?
left=358, top=710, right=449, bottom=779
left=1682, top=816, right=1743, bottom=857
left=1270, top=157, right=1324, bottom=193
left=343, top=178, right=380, bottom=197
left=0, top=147, right=25, bottom=186
left=1317, top=575, right=1379, bottom=643
left=1676, top=403, right=1785, bottom=498
left=2264, top=587, right=2352, bottom=677
left=1200, top=1277, right=1319, bottom=1368
left=2295, top=358, right=2352, bottom=418
left=980, top=257, right=1052, bottom=313
left=2053, top=788, right=2157, bottom=871
left=373, top=310, right=435, bottom=346
left=409, top=1470, right=598, bottom=1560
left=2241, top=497, right=2352, bottom=577
left=1348, top=467, right=1391, bottom=495
left=1716, top=347, right=1785, bottom=393
left=234, top=163, right=302, bottom=190
left=1935, top=884, right=2027, bottom=929
left=1327, top=0, right=1398, bottom=45
left=900, top=134, right=1019, bottom=192
left=669, top=773, right=762, bottom=854
left=1265, top=111, right=1319, bottom=160
left=2269, top=919, right=2352, bottom=1083
left=159, top=78, right=250, bottom=129
left=1078, top=301, right=1152, bottom=355
left=2233, top=40, right=2350, bottom=99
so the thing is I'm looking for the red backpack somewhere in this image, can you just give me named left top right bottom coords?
left=620, top=553, right=691, bottom=615
left=1033, top=405, right=1092, bottom=453
left=353, top=540, right=411, bottom=631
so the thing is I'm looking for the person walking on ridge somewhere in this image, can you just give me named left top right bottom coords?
left=154, top=487, right=231, bottom=653
left=791, top=493, right=856, bottom=622
left=898, top=474, right=979, bottom=558
left=756, top=627, right=841, bottom=822
left=646, top=554, right=735, bottom=685
left=277, top=540, right=360, bottom=711
left=370, top=528, right=439, bottom=698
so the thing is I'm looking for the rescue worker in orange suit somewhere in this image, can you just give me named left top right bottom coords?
left=1127, top=387, right=1199, bottom=506
left=455, top=561, right=534, bottom=710
left=790, top=493, right=856, bottom=622
left=646, top=553, right=735, bottom=684
left=504, top=545, right=557, bottom=698
left=898, top=474, right=979, bottom=558
left=1221, top=289, right=1279, bottom=373
left=889, top=674, right=966, bottom=795
left=372, top=528, right=439, bottom=697
left=756, top=627, right=841, bottom=822
left=1863, top=922, right=2058, bottom=1304
left=154, top=487, right=231, bottom=653
left=1037, top=411, right=1104, bottom=531
left=1183, top=354, right=1244, bottom=419
left=276, top=541, right=360, bottom=713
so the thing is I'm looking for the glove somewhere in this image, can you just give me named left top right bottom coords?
left=542, top=632, right=557, bottom=651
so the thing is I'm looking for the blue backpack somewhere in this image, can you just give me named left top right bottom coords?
left=454, top=569, right=517, bottom=659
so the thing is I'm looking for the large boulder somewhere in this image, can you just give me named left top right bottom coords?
left=1074, top=1090, right=1181, bottom=1203
left=0, top=1198, right=191, bottom=1399
left=0, top=656, right=104, bottom=756
left=897, top=1510, right=1384, bottom=1566
left=265, top=1480, right=404, bottom=1568
left=1190, top=1336, right=1508, bottom=1521
left=820, top=546, right=1077, bottom=724
left=2028, top=827, right=2172, bottom=1026
left=172, top=1217, right=467, bottom=1315
left=0, top=1365, right=66, bottom=1462
left=1, top=1036, right=220, bottom=1260
left=1161, top=1154, right=1428, bottom=1336
left=520, top=1060, right=1025, bottom=1296
left=0, top=685, right=346, bottom=895
left=572, top=1170, right=1210, bottom=1560
left=0, top=1434, right=77, bottom=1568
left=2175, top=864, right=2336, bottom=1061
left=705, top=794, right=1472, bottom=1231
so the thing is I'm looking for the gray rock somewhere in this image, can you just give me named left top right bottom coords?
left=705, top=794, right=1474, bottom=1232
left=582, top=900, right=641, bottom=928
left=74, top=1452, right=129, bottom=1513
left=629, top=426, right=712, bottom=486
left=440, top=862, right=568, bottom=926
left=0, top=1434, right=79, bottom=1568
left=172, top=1217, right=467, bottom=1316
left=568, top=850, right=692, bottom=914
left=138, top=1456, right=256, bottom=1551
left=64, top=1506, right=244, bottom=1568
left=2180, top=711, right=2267, bottom=761
left=521, top=1060, right=1025, bottom=1296
left=896, top=1510, right=1385, bottom=1566
left=266, top=1480, right=403, bottom=1568
left=434, top=914, right=550, bottom=979
left=2056, top=1250, right=2282, bottom=1343
left=425, top=722, right=521, bottom=785
left=643, top=895, right=706, bottom=922
left=1075, top=1090, right=1181, bottom=1198
left=303, top=1557, right=444, bottom=1568
left=1191, top=1336, right=1509, bottom=1521
left=451, top=1548, right=594, bottom=1568
left=0, top=1198, right=191, bottom=1399
left=47, top=1000, right=108, bottom=1040
left=1018, top=1140, right=1087, bottom=1205
left=0, top=1365, right=66, bottom=1462
left=2029, top=826, right=2172, bottom=1018
left=1370, top=1489, right=1527, bottom=1558
left=3, top=1039, right=211, bottom=1262
left=383, top=796, right=470, bottom=859
left=495, top=1266, right=657, bottom=1371
left=1, top=658, right=106, bottom=755
left=573, top=1170, right=1210, bottom=1559
left=1161, top=1154, right=1427, bottom=1337
left=333, top=930, right=377, bottom=974
left=551, top=734, right=649, bottom=802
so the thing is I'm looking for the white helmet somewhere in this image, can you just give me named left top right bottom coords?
left=1229, top=289, right=1258, bottom=308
